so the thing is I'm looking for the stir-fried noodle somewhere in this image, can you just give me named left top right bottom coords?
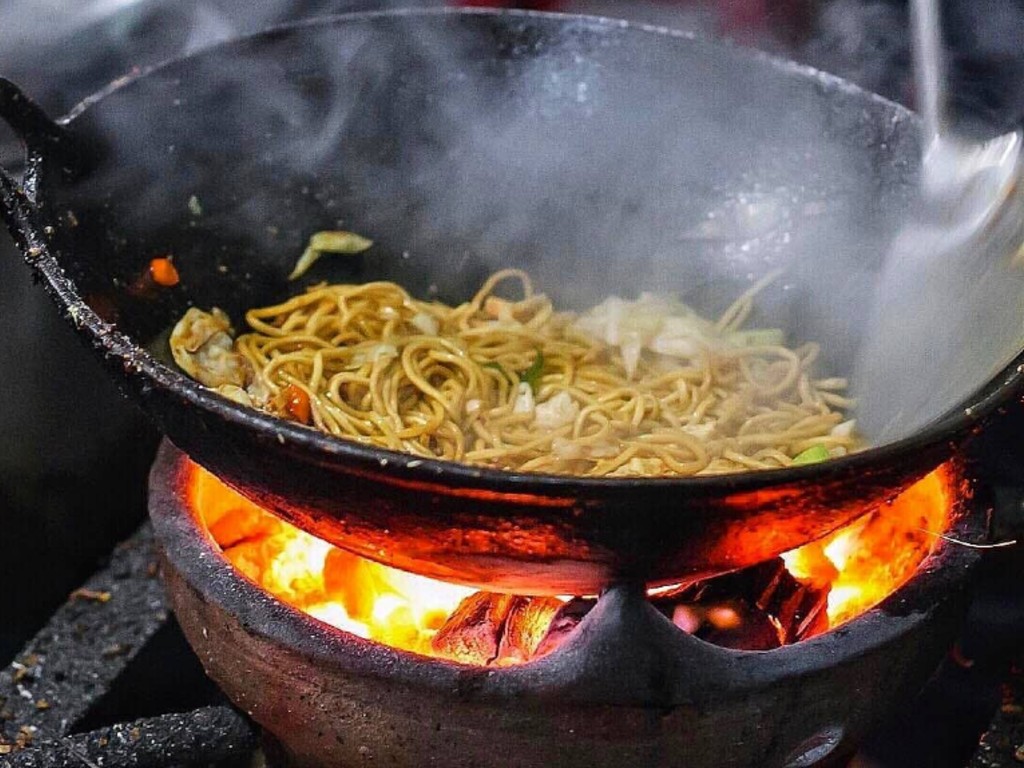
left=171, top=269, right=859, bottom=476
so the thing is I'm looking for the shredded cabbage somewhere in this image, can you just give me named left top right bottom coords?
left=572, top=293, right=784, bottom=378
left=533, top=391, right=580, bottom=430
left=351, top=343, right=399, bottom=366
left=512, top=382, right=535, bottom=414
left=411, top=312, right=439, bottom=336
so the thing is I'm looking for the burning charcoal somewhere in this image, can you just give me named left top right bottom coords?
left=220, top=540, right=270, bottom=585
left=753, top=563, right=830, bottom=643
left=687, top=560, right=788, bottom=604
left=496, top=597, right=564, bottom=665
left=672, top=600, right=783, bottom=651
left=656, top=559, right=831, bottom=649
left=646, top=581, right=706, bottom=603
left=322, top=548, right=387, bottom=619
left=431, top=593, right=517, bottom=665
left=531, top=598, right=596, bottom=659
left=207, top=504, right=280, bottom=548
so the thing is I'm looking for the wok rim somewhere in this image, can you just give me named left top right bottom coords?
left=25, top=7, right=1024, bottom=497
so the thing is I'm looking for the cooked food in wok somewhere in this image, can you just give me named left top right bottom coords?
left=170, top=256, right=860, bottom=477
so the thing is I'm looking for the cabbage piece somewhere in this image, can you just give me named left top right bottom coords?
left=650, top=315, right=717, bottom=359
left=681, top=422, right=716, bottom=440
left=351, top=343, right=399, bottom=366
left=288, top=231, right=374, bottom=281
left=521, top=350, right=545, bottom=392
left=573, top=293, right=716, bottom=376
left=170, top=307, right=249, bottom=389
left=410, top=312, right=439, bottom=336
left=513, top=382, right=535, bottom=414
left=533, top=391, right=579, bottom=430
left=830, top=419, right=857, bottom=438
left=216, top=384, right=253, bottom=406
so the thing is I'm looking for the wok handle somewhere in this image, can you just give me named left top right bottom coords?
left=0, top=77, right=84, bottom=176
left=0, top=165, right=40, bottom=254
left=0, top=77, right=83, bottom=250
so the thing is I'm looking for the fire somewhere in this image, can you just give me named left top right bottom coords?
left=781, top=467, right=954, bottom=626
left=186, top=462, right=956, bottom=665
left=188, top=467, right=475, bottom=656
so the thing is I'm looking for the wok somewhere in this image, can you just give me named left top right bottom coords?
left=1, top=9, right=1020, bottom=595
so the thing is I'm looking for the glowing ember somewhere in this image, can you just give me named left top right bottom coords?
left=189, top=467, right=475, bottom=656
left=186, top=462, right=956, bottom=665
left=781, top=467, right=954, bottom=626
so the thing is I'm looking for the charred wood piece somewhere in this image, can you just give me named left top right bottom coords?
left=498, top=597, right=565, bottom=665
left=654, top=559, right=830, bottom=649
left=532, top=598, right=596, bottom=659
left=431, top=595, right=594, bottom=665
left=431, top=593, right=517, bottom=665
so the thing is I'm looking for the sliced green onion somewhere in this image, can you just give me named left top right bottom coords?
left=521, top=350, right=545, bottom=393
left=793, top=444, right=830, bottom=465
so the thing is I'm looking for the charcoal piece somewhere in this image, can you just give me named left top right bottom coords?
left=206, top=504, right=279, bottom=549
left=757, top=567, right=830, bottom=643
left=647, top=581, right=706, bottom=603
left=497, top=597, right=564, bottom=665
left=656, top=559, right=831, bottom=649
left=430, top=593, right=517, bottom=665
left=672, top=600, right=783, bottom=651
left=532, top=598, right=596, bottom=659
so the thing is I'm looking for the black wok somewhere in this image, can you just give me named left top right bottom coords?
left=1, top=9, right=1019, bottom=595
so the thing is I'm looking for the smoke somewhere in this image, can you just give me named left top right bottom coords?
left=3, top=0, right=1024, bottom=454
left=27, top=1, right=916, bottom=419
left=944, top=0, right=1024, bottom=132
left=0, top=1, right=428, bottom=472
left=0, top=1, right=436, bottom=122
left=853, top=140, right=1024, bottom=442
left=800, top=0, right=910, bottom=103
left=850, top=0, right=1024, bottom=443
left=0, top=0, right=152, bottom=51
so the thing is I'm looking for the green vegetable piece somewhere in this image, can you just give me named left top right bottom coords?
left=793, top=445, right=830, bottom=465
left=521, top=350, right=545, bottom=393
left=288, top=230, right=374, bottom=281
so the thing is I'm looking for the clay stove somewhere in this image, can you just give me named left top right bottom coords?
left=149, top=441, right=985, bottom=768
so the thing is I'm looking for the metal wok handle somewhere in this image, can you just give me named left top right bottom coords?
left=0, top=77, right=84, bottom=249
left=0, top=165, right=38, bottom=254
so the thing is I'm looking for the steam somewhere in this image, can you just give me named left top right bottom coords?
left=851, top=0, right=1024, bottom=443
left=5, top=0, right=1024, bottom=452
left=85, top=11, right=892, bottom=270
left=7, top=4, right=917, bottom=413
left=800, top=0, right=909, bottom=104
left=0, top=1, right=434, bottom=116
left=0, top=0, right=151, bottom=50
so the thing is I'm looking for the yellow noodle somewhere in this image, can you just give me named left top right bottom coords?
left=173, top=269, right=863, bottom=476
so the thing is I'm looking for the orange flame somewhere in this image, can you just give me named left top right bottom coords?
left=782, top=467, right=954, bottom=626
left=186, top=462, right=956, bottom=664
left=188, top=466, right=475, bottom=656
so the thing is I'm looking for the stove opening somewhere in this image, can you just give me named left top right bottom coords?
left=186, top=463, right=957, bottom=666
